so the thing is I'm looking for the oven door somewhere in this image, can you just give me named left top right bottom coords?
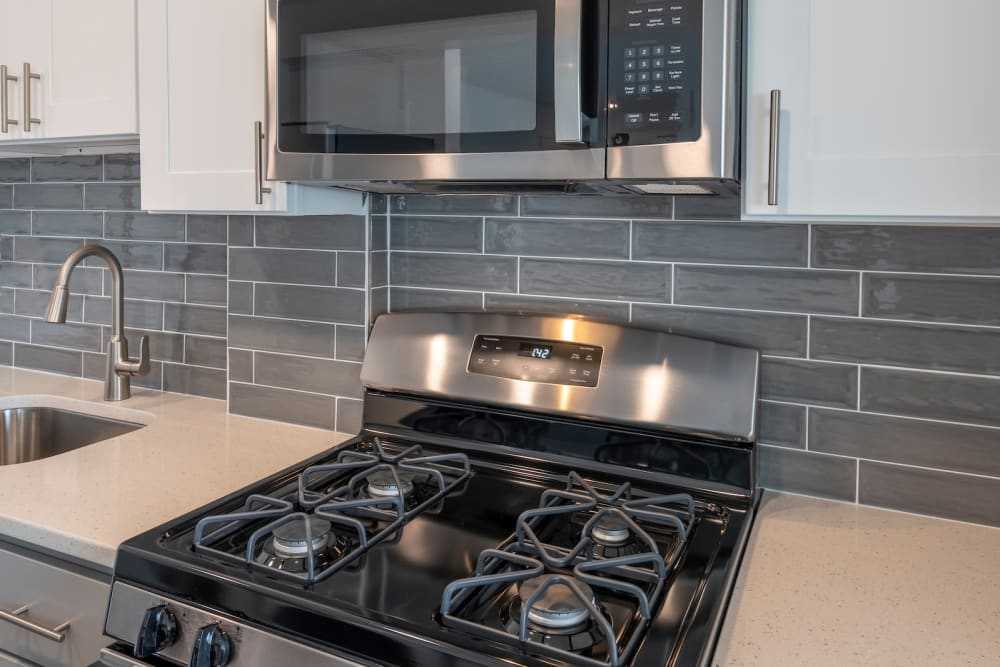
left=265, top=0, right=607, bottom=183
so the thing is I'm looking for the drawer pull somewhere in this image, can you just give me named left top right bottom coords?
left=0, top=604, right=70, bottom=642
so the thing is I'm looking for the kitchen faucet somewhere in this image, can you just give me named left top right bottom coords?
left=45, top=244, right=150, bottom=401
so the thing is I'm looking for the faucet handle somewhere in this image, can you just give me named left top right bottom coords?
left=133, top=335, right=151, bottom=377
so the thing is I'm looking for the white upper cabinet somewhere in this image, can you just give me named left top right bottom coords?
left=745, top=0, right=1000, bottom=219
left=138, top=0, right=364, bottom=214
left=0, top=0, right=137, bottom=143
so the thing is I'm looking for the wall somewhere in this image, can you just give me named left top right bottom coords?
left=375, top=193, right=1000, bottom=528
left=0, top=155, right=227, bottom=398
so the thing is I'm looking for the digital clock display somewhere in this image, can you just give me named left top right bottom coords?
left=518, top=343, right=553, bottom=359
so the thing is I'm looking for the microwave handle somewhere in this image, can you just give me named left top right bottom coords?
left=554, top=0, right=584, bottom=144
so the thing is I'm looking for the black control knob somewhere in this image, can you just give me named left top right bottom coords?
left=189, top=623, right=232, bottom=667
left=134, top=604, right=178, bottom=658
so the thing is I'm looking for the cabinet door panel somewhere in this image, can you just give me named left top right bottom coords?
left=746, top=0, right=1000, bottom=219
left=0, top=0, right=49, bottom=142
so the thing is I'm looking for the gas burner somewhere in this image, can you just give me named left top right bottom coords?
left=366, top=470, right=415, bottom=499
left=273, top=517, right=331, bottom=557
left=519, top=575, right=596, bottom=631
left=590, top=514, right=631, bottom=547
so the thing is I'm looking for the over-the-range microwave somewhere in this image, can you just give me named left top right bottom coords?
left=265, top=0, right=742, bottom=195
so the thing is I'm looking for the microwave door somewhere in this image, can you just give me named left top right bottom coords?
left=266, top=0, right=607, bottom=184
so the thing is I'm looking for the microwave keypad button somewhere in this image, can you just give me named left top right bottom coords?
left=638, top=71, right=650, bottom=82
left=652, top=83, right=665, bottom=94
left=652, top=71, right=665, bottom=81
left=624, top=48, right=636, bottom=58
left=624, top=72, right=637, bottom=83
left=627, top=20, right=643, bottom=29
left=624, top=85, right=637, bottom=96
left=667, top=83, right=684, bottom=92
left=638, top=46, right=651, bottom=57
left=670, top=45, right=683, bottom=55
left=638, top=59, right=650, bottom=70
left=625, top=113, right=643, bottom=127
left=670, top=15, right=682, bottom=26
left=625, top=60, right=637, bottom=70
left=652, top=45, right=666, bottom=57
left=647, top=6, right=666, bottom=14
left=667, top=58, right=685, bottom=66
left=647, top=17, right=665, bottom=28
left=648, top=112, right=662, bottom=123
left=638, top=84, right=651, bottom=96
left=669, top=70, right=684, bottom=80
left=653, top=58, right=665, bottom=69
left=626, top=8, right=643, bottom=16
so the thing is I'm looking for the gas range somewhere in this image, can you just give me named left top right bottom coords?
left=99, top=313, right=760, bottom=667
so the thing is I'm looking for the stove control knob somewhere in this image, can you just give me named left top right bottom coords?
left=134, top=604, right=178, bottom=657
left=189, top=623, right=232, bottom=667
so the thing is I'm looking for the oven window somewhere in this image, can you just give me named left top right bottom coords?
left=276, top=1, right=563, bottom=154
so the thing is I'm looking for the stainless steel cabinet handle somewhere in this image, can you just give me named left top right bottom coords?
left=1, top=65, right=18, bottom=133
left=0, top=603, right=70, bottom=642
left=767, top=89, right=781, bottom=206
left=22, top=63, right=40, bottom=131
left=254, top=120, right=272, bottom=205
left=554, top=0, right=584, bottom=144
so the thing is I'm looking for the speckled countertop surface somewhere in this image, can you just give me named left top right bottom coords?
left=0, top=368, right=346, bottom=572
left=715, top=492, right=1000, bottom=666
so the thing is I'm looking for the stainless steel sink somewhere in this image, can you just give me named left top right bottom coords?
left=0, top=407, right=144, bottom=465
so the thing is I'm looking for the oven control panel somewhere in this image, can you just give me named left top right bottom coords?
left=468, top=335, right=603, bottom=387
left=608, top=0, right=703, bottom=146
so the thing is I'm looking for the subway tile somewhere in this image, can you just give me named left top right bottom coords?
left=229, top=348, right=253, bottom=383
left=391, top=216, right=484, bottom=252
left=118, top=328, right=184, bottom=363
left=633, top=222, right=808, bottom=266
left=675, top=266, right=859, bottom=315
left=33, top=211, right=103, bottom=237
left=14, top=343, right=82, bottom=376
left=810, top=317, right=1000, bottom=376
left=105, top=212, right=185, bottom=242
left=228, top=282, right=253, bottom=316
left=813, top=225, right=1000, bottom=275
left=186, top=275, right=227, bottom=306
left=335, top=325, right=366, bottom=362
left=484, top=294, right=630, bottom=321
left=0, top=341, right=12, bottom=365
left=0, top=315, right=30, bottom=341
left=859, top=462, right=1000, bottom=528
left=0, top=211, right=31, bottom=234
left=631, top=304, right=808, bottom=357
left=184, top=336, right=228, bottom=369
left=672, top=195, right=742, bottom=221
left=230, top=247, right=337, bottom=285
left=14, top=183, right=84, bottom=209
left=391, top=253, right=517, bottom=293
left=389, top=287, right=483, bottom=311
left=31, top=156, right=102, bottom=182
left=0, top=158, right=29, bottom=183
left=370, top=287, right=389, bottom=324
left=370, top=215, right=388, bottom=250
left=230, top=382, right=335, bottom=430
left=16, top=288, right=83, bottom=321
left=83, top=240, right=162, bottom=271
left=369, top=251, right=388, bottom=287
left=254, top=351, right=362, bottom=398
left=228, top=315, right=336, bottom=358
left=758, top=445, right=857, bottom=502
left=254, top=283, right=365, bottom=324
left=83, top=353, right=162, bottom=390
left=520, top=195, right=672, bottom=219
left=163, top=363, right=226, bottom=399
left=337, top=252, right=366, bottom=288
left=186, top=215, right=227, bottom=243
left=1, top=236, right=11, bottom=261
left=31, top=320, right=102, bottom=351
left=758, top=401, right=807, bottom=449
left=486, top=218, right=628, bottom=259
left=337, top=398, right=363, bottom=433
left=14, top=236, right=86, bottom=264
left=84, top=183, right=139, bottom=210
left=862, top=273, right=1000, bottom=326
left=228, top=216, right=254, bottom=246
left=103, top=153, right=140, bottom=181
left=35, top=264, right=103, bottom=295
left=84, top=296, right=164, bottom=330
left=104, top=269, right=184, bottom=302
left=0, top=185, right=10, bottom=208
left=860, top=367, right=1000, bottom=429
left=391, top=195, right=516, bottom=216
left=0, top=288, right=12, bottom=313
left=761, top=358, right=858, bottom=409
left=811, top=408, right=1000, bottom=478
left=163, top=243, right=227, bottom=275
left=0, top=263, right=33, bottom=289
left=521, top=259, right=670, bottom=302
left=255, top=215, right=365, bottom=250
left=164, top=303, right=227, bottom=337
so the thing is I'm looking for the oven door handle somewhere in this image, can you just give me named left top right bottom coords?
left=96, top=646, right=156, bottom=667
left=553, top=0, right=584, bottom=144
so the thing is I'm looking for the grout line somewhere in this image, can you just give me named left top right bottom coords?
left=855, top=462, right=860, bottom=503
left=806, top=224, right=812, bottom=268
left=803, top=406, right=810, bottom=451
left=856, top=366, right=862, bottom=410
left=670, top=264, right=676, bottom=304
left=858, top=270, right=864, bottom=316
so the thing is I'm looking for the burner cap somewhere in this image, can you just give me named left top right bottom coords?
left=591, top=514, right=631, bottom=546
left=518, top=575, right=596, bottom=630
left=366, top=470, right=414, bottom=499
left=272, top=517, right=331, bottom=558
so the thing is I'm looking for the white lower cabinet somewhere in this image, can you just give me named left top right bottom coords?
left=0, top=544, right=110, bottom=667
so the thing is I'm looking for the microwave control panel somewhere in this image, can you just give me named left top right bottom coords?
left=608, top=0, right=703, bottom=146
left=468, top=335, right=603, bottom=388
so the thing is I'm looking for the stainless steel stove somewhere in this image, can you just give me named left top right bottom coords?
left=96, top=312, right=760, bottom=667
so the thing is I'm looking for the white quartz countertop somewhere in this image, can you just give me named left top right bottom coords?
left=715, top=492, right=1000, bottom=666
left=0, top=368, right=345, bottom=571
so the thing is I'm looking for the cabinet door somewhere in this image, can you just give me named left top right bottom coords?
left=138, top=0, right=362, bottom=214
left=745, top=0, right=1000, bottom=219
left=0, top=0, right=48, bottom=142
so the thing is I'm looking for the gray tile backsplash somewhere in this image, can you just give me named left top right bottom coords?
left=5, top=153, right=999, bottom=528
